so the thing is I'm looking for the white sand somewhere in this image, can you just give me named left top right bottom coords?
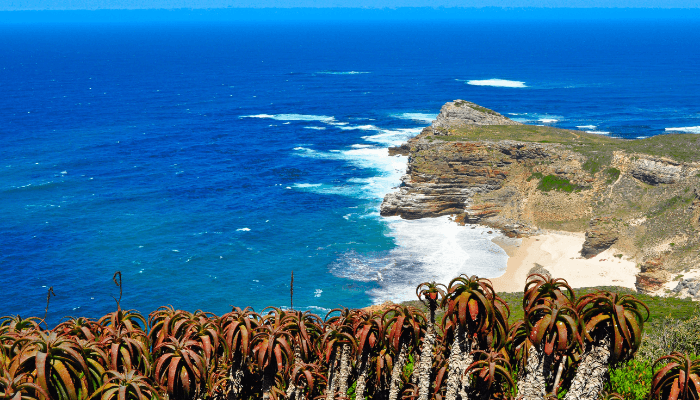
left=491, top=231, right=639, bottom=293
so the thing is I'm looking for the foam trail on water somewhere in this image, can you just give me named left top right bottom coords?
left=539, top=118, right=558, bottom=123
left=577, top=125, right=597, bottom=129
left=241, top=114, right=336, bottom=123
left=587, top=130, right=610, bottom=135
left=465, top=79, right=527, bottom=88
left=666, top=126, right=700, bottom=134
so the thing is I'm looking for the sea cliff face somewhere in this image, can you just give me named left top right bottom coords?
left=381, top=100, right=700, bottom=294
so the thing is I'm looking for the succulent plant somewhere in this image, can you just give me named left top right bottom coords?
left=650, top=352, right=700, bottom=400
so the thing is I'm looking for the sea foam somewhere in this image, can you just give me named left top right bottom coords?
left=331, top=216, right=509, bottom=304
left=466, top=79, right=527, bottom=88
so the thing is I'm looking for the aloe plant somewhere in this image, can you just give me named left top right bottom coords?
left=440, top=275, right=506, bottom=400
left=416, top=281, right=447, bottom=400
left=320, top=327, right=356, bottom=400
left=98, top=309, right=147, bottom=338
left=289, top=362, right=327, bottom=400
left=381, top=305, right=425, bottom=400
left=523, top=274, right=576, bottom=312
left=564, top=291, right=649, bottom=400
left=153, top=334, right=206, bottom=400
left=251, top=323, right=293, bottom=400
left=352, top=310, right=383, bottom=400
left=14, top=331, right=90, bottom=400
left=465, top=349, right=515, bottom=399
left=517, top=299, right=583, bottom=399
left=56, top=317, right=101, bottom=342
left=220, top=307, right=259, bottom=399
left=90, top=369, right=160, bottom=400
left=0, top=369, right=50, bottom=400
left=650, top=352, right=700, bottom=400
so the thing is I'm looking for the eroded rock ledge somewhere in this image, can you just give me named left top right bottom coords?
left=381, top=100, right=700, bottom=293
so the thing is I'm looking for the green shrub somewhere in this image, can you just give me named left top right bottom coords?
left=636, top=315, right=700, bottom=362
left=606, top=359, right=653, bottom=400
left=583, top=158, right=602, bottom=175
left=537, top=175, right=585, bottom=192
left=605, top=167, right=621, bottom=183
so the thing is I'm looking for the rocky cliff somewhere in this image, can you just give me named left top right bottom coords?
left=381, top=100, right=700, bottom=294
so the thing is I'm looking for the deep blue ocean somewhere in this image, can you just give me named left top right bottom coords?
left=2, top=15, right=700, bottom=324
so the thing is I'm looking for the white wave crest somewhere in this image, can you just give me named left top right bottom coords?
left=304, top=126, right=326, bottom=130
left=236, top=228, right=251, bottom=232
left=338, top=124, right=380, bottom=131
left=393, top=113, right=437, bottom=124
left=466, top=79, right=527, bottom=88
left=576, top=125, right=597, bottom=129
left=586, top=131, right=610, bottom=135
left=539, top=118, right=558, bottom=123
left=241, top=114, right=336, bottom=123
left=666, top=126, right=700, bottom=134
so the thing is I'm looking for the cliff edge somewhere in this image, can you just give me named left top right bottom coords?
left=381, top=100, right=700, bottom=295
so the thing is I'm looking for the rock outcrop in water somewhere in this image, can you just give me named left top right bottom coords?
left=381, top=99, right=700, bottom=293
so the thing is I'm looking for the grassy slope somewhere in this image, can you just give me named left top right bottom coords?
left=429, top=124, right=700, bottom=164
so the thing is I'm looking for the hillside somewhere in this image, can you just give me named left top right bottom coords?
left=381, top=100, right=700, bottom=295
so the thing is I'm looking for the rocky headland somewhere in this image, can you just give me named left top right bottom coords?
left=381, top=100, right=700, bottom=296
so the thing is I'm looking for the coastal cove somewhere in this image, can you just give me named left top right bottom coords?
left=381, top=100, right=700, bottom=300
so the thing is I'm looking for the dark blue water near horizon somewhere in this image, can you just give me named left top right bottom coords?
left=1, top=18, right=699, bottom=325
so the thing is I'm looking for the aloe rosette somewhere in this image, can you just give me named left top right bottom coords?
left=153, top=335, right=206, bottom=400
left=650, top=352, right=700, bottom=400
left=90, top=369, right=160, bottom=400
left=563, top=291, right=650, bottom=400
left=465, top=349, right=515, bottom=398
left=382, top=305, right=425, bottom=400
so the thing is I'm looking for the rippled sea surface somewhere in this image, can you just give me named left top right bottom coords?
left=1, top=17, right=699, bottom=323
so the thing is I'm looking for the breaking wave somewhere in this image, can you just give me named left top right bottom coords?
left=666, top=126, right=700, bottom=134
left=330, top=216, right=509, bottom=304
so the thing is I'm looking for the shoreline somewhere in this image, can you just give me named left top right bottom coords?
left=490, top=230, right=639, bottom=293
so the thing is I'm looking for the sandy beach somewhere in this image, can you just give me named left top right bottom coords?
left=490, top=231, right=639, bottom=293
